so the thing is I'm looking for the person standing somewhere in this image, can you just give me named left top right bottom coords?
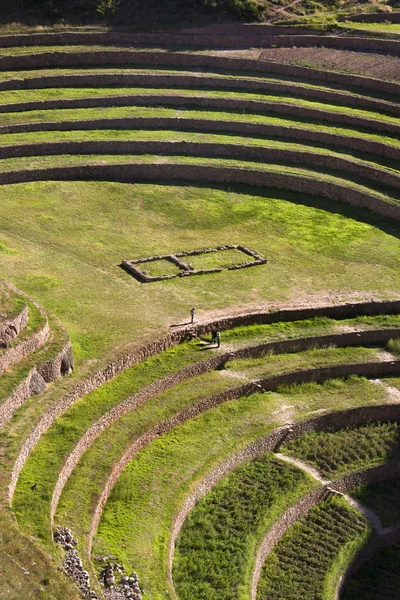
left=216, top=330, right=221, bottom=348
left=190, top=307, right=196, bottom=324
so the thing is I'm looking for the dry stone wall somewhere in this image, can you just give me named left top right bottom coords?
left=9, top=298, right=400, bottom=504
left=0, top=339, right=73, bottom=430
left=0, top=305, right=28, bottom=345
left=0, top=141, right=398, bottom=192
left=0, top=319, right=50, bottom=374
left=0, top=48, right=399, bottom=97
left=0, top=116, right=397, bottom=162
left=51, top=327, right=400, bottom=527
left=0, top=31, right=399, bottom=54
left=0, top=164, right=399, bottom=221
left=1, top=73, right=398, bottom=117
left=251, top=460, right=400, bottom=600
left=88, top=359, right=400, bottom=562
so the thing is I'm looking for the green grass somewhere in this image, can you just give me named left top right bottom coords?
left=0, top=180, right=399, bottom=368
left=0, top=129, right=398, bottom=177
left=0, top=96, right=399, bottom=130
left=139, top=258, right=182, bottom=277
left=351, top=479, right=400, bottom=527
left=342, top=21, right=400, bottom=34
left=92, top=376, right=385, bottom=600
left=226, top=345, right=383, bottom=380
left=186, top=247, right=257, bottom=270
left=173, top=454, right=314, bottom=600
left=342, top=543, right=400, bottom=600
left=16, top=329, right=394, bottom=543
left=0, top=86, right=398, bottom=124
left=0, top=155, right=399, bottom=209
left=387, top=337, right=400, bottom=356
left=282, top=421, right=400, bottom=479
left=256, top=495, right=371, bottom=600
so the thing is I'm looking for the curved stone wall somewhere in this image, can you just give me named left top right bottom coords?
left=9, top=298, right=400, bottom=503
left=0, top=74, right=398, bottom=117
left=0, top=338, right=72, bottom=431
left=50, top=326, right=400, bottom=526
left=1, top=116, right=397, bottom=162
left=251, top=460, right=400, bottom=600
left=0, top=92, right=398, bottom=137
left=0, top=164, right=399, bottom=221
left=0, top=305, right=28, bottom=345
left=89, top=360, right=400, bottom=562
left=0, top=141, right=397, bottom=191
left=0, top=319, right=50, bottom=375
left=0, top=49, right=398, bottom=97
left=0, top=31, right=399, bottom=54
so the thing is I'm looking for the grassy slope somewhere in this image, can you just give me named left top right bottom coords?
left=93, top=376, right=385, bottom=600
left=0, top=182, right=398, bottom=365
left=256, top=496, right=371, bottom=600
left=281, top=421, right=400, bottom=478
left=173, top=454, right=315, bottom=600
left=342, top=544, right=400, bottom=600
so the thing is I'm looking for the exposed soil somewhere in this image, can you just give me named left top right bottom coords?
left=259, top=47, right=400, bottom=81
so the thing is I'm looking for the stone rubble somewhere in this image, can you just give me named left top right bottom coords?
left=54, top=526, right=100, bottom=600
left=55, top=527, right=143, bottom=600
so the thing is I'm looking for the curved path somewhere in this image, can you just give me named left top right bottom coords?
left=50, top=327, right=400, bottom=526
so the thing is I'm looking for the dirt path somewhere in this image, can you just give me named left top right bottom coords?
left=275, top=452, right=386, bottom=534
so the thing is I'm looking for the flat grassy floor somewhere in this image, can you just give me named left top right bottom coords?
left=0, top=181, right=399, bottom=366
left=93, top=376, right=385, bottom=600
left=173, top=454, right=314, bottom=600
left=256, top=495, right=370, bottom=600
left=351, top=479, right=400, bottom=527
left=281, top=421, right=400, bottom=478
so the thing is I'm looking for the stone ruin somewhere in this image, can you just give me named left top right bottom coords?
left=122, top=244, right=267, bottom=283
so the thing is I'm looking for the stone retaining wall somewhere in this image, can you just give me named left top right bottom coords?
left=0, top=163, right=399, bottom=221
left=0, top=305, right=28, bottom=345
left=1, top=116, right=397, bottom=162
left=89, top=360, right=400, bottom=562
left=9, top=298, right=400, bottom=504
left=0, top=31, right=399, bottom=54
left=50, top=327, right=400, bottom=527
left=0, top=338, right=73, bottom=431
left=0, top=49, right=399, bottom=98
left=346, top=11, right=400, bottom=22
left=0, top=91, right=398, bottom=138
left=0, top=141, right=398, bottom=192
left=251, top=460, right=400, bottom=600
left=1, top=72, right=397, bottom=118
left=0, top=319, right=50, bottom=374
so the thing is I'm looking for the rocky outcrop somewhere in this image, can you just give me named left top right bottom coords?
left=0, top=305, right=28, bottom=346
left=0, top=338, right=73, bottom=430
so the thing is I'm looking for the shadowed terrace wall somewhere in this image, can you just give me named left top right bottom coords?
left=9, top=299, right=400, bottom=504
left=50, top=327, right=400, bottom=528
left=0, top=51, right=399, bottom=98
left=0, top=31, right=399, bottom=53
left=0, top=163, right=399, bottom=220
left=0, top=141, right=398, bottom=191
left=1, top=115, right=398, bottom=162
left=0, top=49, right=400, bottom=94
